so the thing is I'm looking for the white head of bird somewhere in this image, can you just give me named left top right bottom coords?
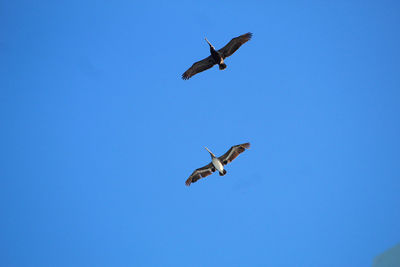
left=204, top=147, right=216, bottom=158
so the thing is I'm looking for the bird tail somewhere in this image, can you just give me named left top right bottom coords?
left=219, top=63, right=227, bottom=70
left=219, top=169, right=227, bottom=176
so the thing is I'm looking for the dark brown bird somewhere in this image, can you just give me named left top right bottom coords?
left=182, top=33, right=253, bottom=80
left=185, top=143, right=250, bottom=186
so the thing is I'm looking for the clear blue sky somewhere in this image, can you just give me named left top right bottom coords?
left=1, top=0, right=400, bottom=266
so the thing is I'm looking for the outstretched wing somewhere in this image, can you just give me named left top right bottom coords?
left=218, top=32, right=252, bottom=59
left=182, top=56, right=216, bottom=80
left=185, top=162, right=216, bottom=186
left=218, top=143, right=250, bottom=166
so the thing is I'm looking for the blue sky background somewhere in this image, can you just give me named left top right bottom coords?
left=1, top=0, right=400, bottom=266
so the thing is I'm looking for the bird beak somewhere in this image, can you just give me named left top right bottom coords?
left=204, top=147, right=215, bottom=158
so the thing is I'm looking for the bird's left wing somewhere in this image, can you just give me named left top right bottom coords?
left=182, top=56, right=216, bottom=80
left=218, top=32, right=252, bottom=59
left=185, top=162, right=216, bottom=186
left=218, top=143, right=250, bottom=166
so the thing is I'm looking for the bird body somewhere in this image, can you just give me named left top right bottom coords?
left=205, top=146, right=225, bottom=175
left=212, top=157, right=225, bottom=175
left=182, top=33, right=252, bottom=80
left=205, top=38, right=226, bottom=70
left=185, top=143, right=250, bottom=186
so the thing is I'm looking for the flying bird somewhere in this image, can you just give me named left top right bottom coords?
left=185, top=143, right=250, bottom=186
left=182, top=32, right=253, bottom=80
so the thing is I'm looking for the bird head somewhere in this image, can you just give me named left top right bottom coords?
left=204, top=37, right=213, bottom=48
left=204, top=147, right=216, bottom=158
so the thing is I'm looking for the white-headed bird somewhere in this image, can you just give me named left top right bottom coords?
left=185, top=143, right=250, bottom=186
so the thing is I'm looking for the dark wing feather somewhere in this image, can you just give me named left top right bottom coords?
left=218, top=32, right=252, bottom=59
left=182, top=56, right=216, bottom=80
left=218, top=143, right=250, bottom=166
left=185, top=162, right=216, bottom=186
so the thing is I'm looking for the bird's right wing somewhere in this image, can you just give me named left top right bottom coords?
left=218, top=143, right=250, bottom=165
left=218, top=32, right=252, bottom=59
left=185, top=162, right=216, bottom=186
left=182, top=56, right=216, bottom=80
